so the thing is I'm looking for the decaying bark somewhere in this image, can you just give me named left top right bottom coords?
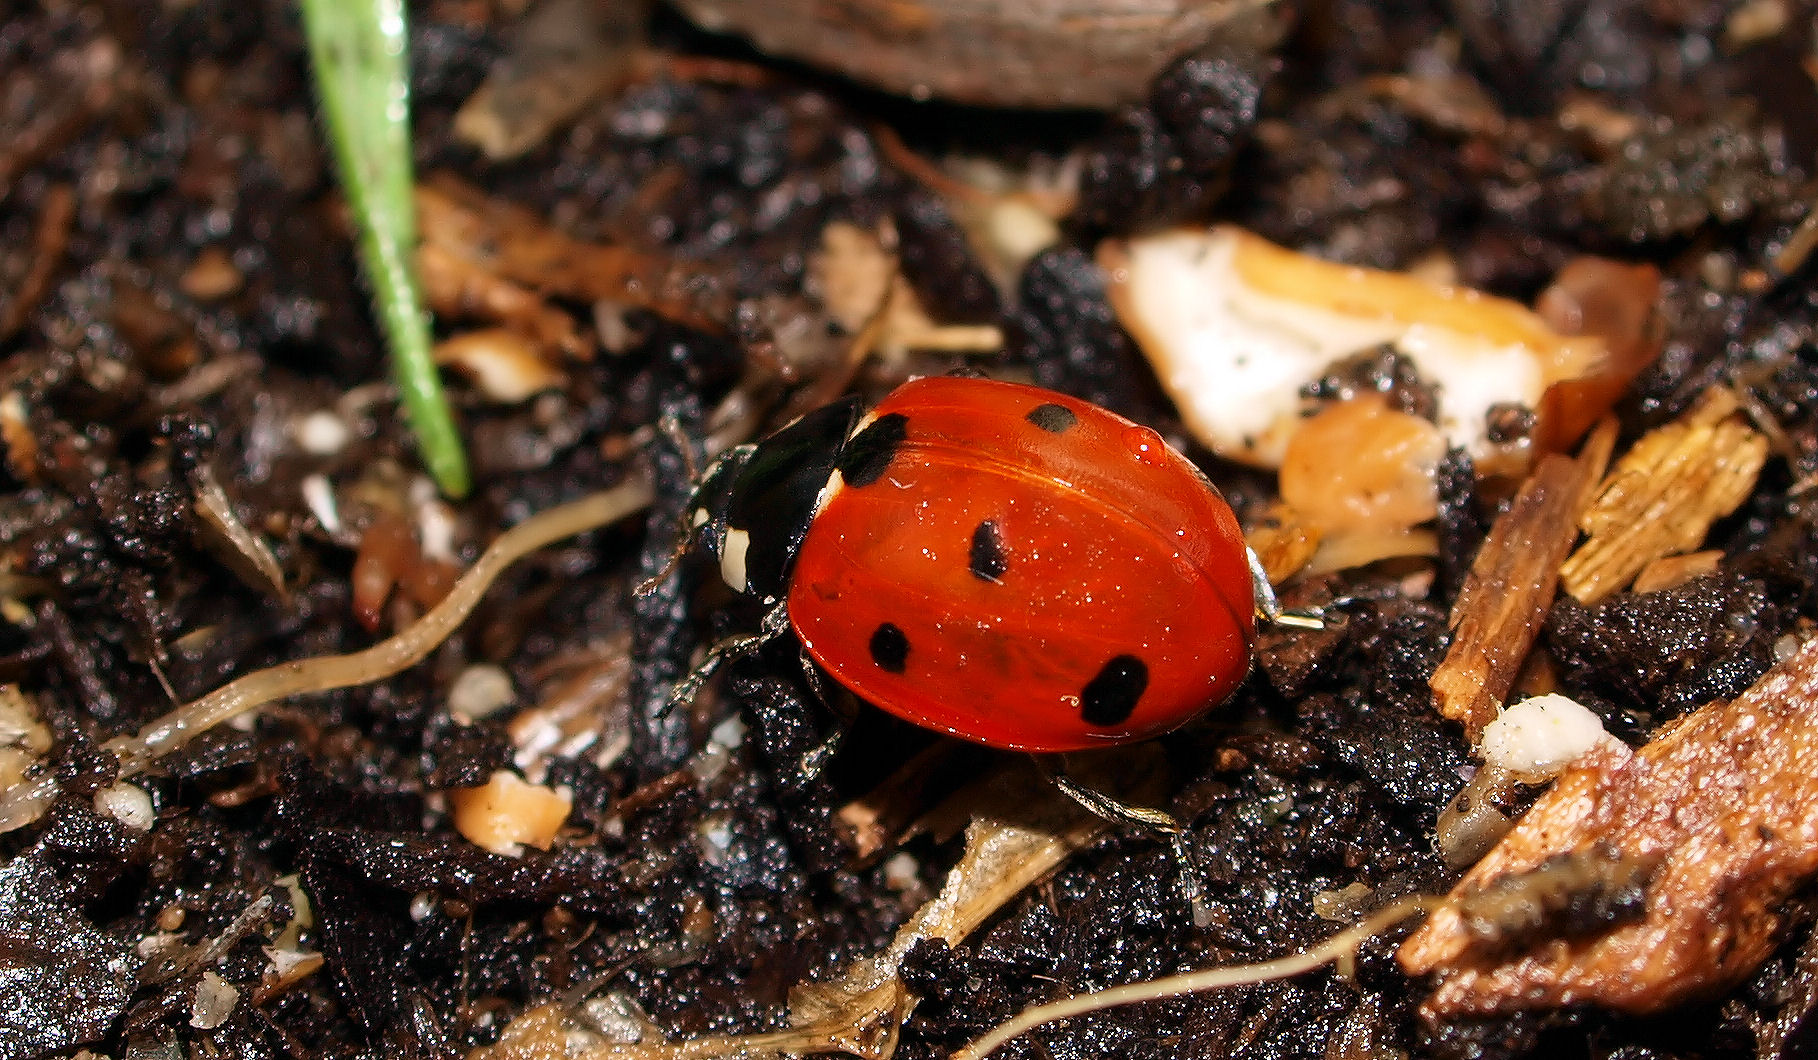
left=667, top=0, right=1280, bottom=109
left=1401, top=634, right=1818, bottom=1016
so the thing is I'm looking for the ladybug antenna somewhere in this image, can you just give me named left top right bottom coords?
left=656, top=414, right=702, bottom=480
left=1038, top=758, right=1210, bottom=926
left=633, top=416, right=710, bottom=598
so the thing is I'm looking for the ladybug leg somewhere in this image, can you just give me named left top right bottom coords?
left=1038, top=758, right=1211, bottom=926
left=668, top=600, right=793, bottom=708
left=797, top=725, right=844, bottom=779
left=782, top=650, right=848, bottom=777
left=635, top=527, right=694, bottom=597
left=1247, top=546, right=1282, bottom=622
left=1248, top=546, right=1335, bottom=631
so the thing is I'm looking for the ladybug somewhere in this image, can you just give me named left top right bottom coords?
left=689, top=375, right=1258, bottom=752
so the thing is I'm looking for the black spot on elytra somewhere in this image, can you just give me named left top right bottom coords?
left=1081, top=655, right=1148, bottom=726
left=968, top=520, right=1009, bottom=581
left=869, top=623, right=909, bottom=673
left=1025, top=403, right=1077, bottom=433
left=839, top=413, right=909, bottom=487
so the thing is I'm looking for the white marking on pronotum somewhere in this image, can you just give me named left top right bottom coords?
left=720, top=527, right=751, bottom=593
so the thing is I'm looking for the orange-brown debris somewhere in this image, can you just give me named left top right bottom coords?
left=0, top=183, right=74, bottom=340
left=1429, top=421, right=1615, bottom=739
left=1560, top=388, right=1768, bottom=604
left=415, top=177, right=733, bottom=343
left=1245, top=502, right=1323, bottom=586
left=1531, top=257, right=1663, bottom=454
left=1629, top=549, right=1725, bottom=595
left=1401, top=633, right=1818, bottom=1017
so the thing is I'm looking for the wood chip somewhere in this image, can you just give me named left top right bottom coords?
left=1400, top=633, right=1818, bottom=1016
left=1561, top=389, right=1768, bottom=604
left=191, top=465, right=286, bottom=600
left=0, top=391, right=38, bottom=484
left=1429, top=421, right=1616, bottom=739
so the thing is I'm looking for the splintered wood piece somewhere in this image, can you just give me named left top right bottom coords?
left=1561, top=388, right=1768, bottom=604
left=1400, top=634, right=1818, bottom=1017
left=1429, top=421, right=1616, bottom=739
left=1629, top=549, right=1724, bottom=595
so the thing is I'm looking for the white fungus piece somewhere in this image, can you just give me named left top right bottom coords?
left=693, top=740, right=733, bottom=784
left=449, top=664, right=516, bottom=722
left=94, top=782, right=155, bottom=831
left=190, top=972, right=240, bottom=1030
left=579, top=991, right=659, bottom=1045
left=709, top=715, right=747, bottom=751
left=1480, top=694, right=1623, bottom=784
left=695, top=814, right=737, bottom=869
left=1101, top=226, right=1603, bottom=468
left=296, top=410, right=351, bottom=456
left=882, top=852, right=921, bottom=892
left=412, top=477, right=458, bottom=562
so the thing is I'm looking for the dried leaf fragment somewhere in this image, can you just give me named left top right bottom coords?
left=433, top=328, right=567, bottom=404
left=0, top=684, right=50, bottom=793
left=1276, top=393, right=1446, bottom=573
left=416, top=178, right=732, bottom=339
left=1401, top=634, right=1818, bottom=1016
left=809, top=221, right=1003, bottom=360
left=1561, top=388, right=1768, bottom=604
left=192, top=466, right=286, bottom=599
left=1430, top=421, right=1615, bottom=738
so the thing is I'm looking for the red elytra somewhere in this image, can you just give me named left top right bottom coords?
left=743, top=376, right=1255, bottom=752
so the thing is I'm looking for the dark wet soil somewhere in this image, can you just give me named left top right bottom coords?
left=3, top=1, right=1818, bottom=1058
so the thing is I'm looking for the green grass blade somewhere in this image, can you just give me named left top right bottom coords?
left=302, top=0, right=470, bottom=497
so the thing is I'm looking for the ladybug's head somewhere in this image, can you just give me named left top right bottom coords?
left=690, top=397, right=864, bottom=604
